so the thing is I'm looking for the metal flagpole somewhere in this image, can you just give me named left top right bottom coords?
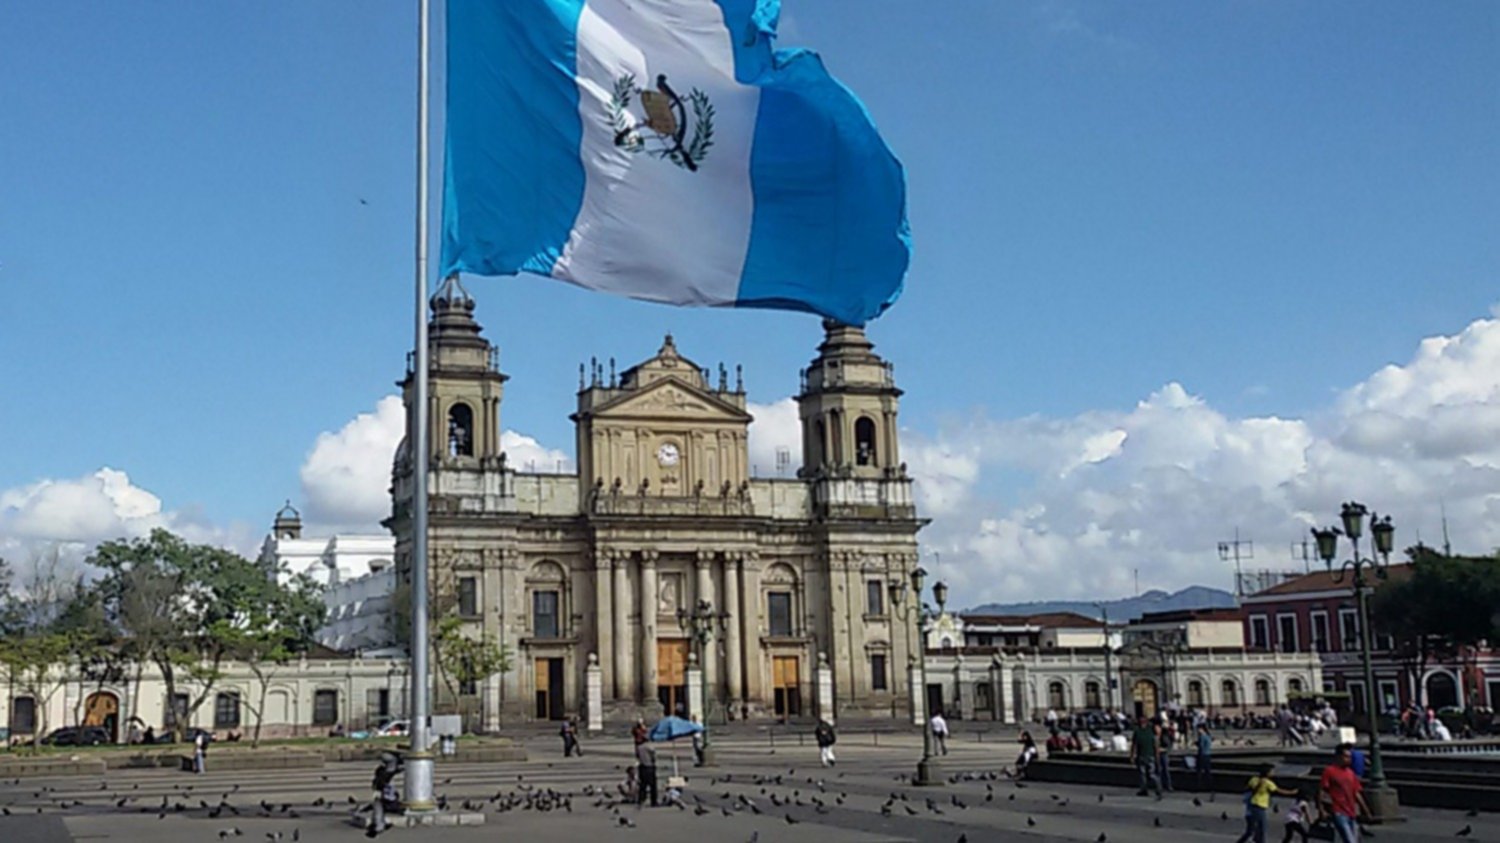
left=404, top=0, right=436, bottom=814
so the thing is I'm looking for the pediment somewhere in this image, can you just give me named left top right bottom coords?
left=588, top=376, right=751, bottom=423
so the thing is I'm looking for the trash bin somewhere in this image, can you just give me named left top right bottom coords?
left=440, top=734, right=457, bottom=757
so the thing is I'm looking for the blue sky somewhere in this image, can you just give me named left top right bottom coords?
left=2, top=1, right=1497, bottom=601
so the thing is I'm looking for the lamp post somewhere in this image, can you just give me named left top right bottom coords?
left=1311, top=502, right=1401, bottom=823
left=889, top=566, right=944, bottom=786
left=676, top=598, right=725, bottom=766
left=1092, top=602, right=1115, bottom=713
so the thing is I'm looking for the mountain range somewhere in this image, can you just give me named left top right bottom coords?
left=965, top=586, right=1237, bottom=622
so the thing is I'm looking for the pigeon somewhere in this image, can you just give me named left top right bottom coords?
left=1097, top=835, right=1107, bottom=843
left=1193, top=797, right=1202, bottom=807
left=1456, top=826, right=1472, bottom=838
left=1027, top=816, right=1036, bottom=827
left=1154, top=817, right=1162, bottom=827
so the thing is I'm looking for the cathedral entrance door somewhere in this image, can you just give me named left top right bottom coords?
left=534, top=658, right=566, bottom=721
left=772, top=656, right=801, bottom=720
left=657, top=641, right=689, bottom=717
left=84, top=692, right=119, bottom=743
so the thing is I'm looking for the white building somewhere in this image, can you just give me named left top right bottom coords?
left=320, top=567, right=400, bottom=655
left=258, top=503, right=394, bottom=587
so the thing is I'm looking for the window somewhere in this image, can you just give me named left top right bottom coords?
left=768, top=591, right=794, bottom=637
left=213, top=692, right=241, bottom=729
left=1047, top=681, right=1066, bottom=710
left=1310, top=611, right=1330, bottom=653
left=1221, top=680, right=1240, bottom=707
left=1276, top=614, right=1299, bottom=653
left=458, top=576, right=478, bottom=618
left=1085, top=681, right=1102, bottom=709
left=1374, top=632, right=1395, bottom=652
left=1377, top=680, right=1399, bottom=712
left=366, top=688, right=390, bottom=723
left=460, top=676, right=478, bottom=696
left=169, top=693, right=190, bottom=728
left=447, top=403, right=474, bottom=457
left=1255, top=679, right=1272, bottom=706
left=533, top=590, right=560, bottom=639
left=313, top=689, right=339, bottom=726
left=1288, top=677, right=1304, bottom=697
left=866, top=580, right=884, bottom=616
left=1339, top=609, right=1360, bottom=650
left=1188, top=680, right=1205, bottom=707
left=1249, top=616, right=1269, bottom=650
left=1347, top=680, right=1367, bottom=714
left=870, top=654, right=888, bottom=691
left=10, top=696, right=36, bottom=734
left=854, top=417, right=878, bottom=466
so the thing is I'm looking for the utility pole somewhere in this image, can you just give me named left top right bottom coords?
left=1094, top=602, right=1115, bottom=712
left=1218, top=528, right=1255, bottom=596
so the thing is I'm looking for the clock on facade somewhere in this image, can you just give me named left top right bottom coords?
left=656, top=442, right=680, bottom=466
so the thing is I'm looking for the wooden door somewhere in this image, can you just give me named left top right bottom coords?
left=84, top=692, right=119, bottom=742
left=535, top=658, right=566, bottom=720
left=658, top=640, right=689, bottom=716
left=773, top=656, right=801, bottom=718
left=1132, top=680, right=1158, bottom=719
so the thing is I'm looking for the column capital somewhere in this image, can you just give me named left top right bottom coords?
left=695, top=549, right=716, bottom=567
left=641, top=549, right=659, bottom=565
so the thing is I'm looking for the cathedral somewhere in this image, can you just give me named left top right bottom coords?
left=388, top=278, right=926, bottom=724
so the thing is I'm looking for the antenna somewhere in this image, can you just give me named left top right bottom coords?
left=1290, top=539, right=1313, bottom=574
left=1218, top=528, right=1255, bottom=597
left=775, top=447, right=791, bottom=477
left=1440, top=498, right=1453, bottom=557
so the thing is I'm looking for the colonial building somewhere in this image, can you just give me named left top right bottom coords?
left=258, top=503, right=394, bottom=588
left=386, top=279, right=926, bottom=725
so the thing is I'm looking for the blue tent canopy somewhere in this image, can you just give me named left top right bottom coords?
left=648, top=716, right=703, bottom=742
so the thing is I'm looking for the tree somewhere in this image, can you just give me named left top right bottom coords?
left=0, top=632, right=72, bottom=752
left=0, top=550, right=93, bottom=749
left=90, top=530, right=292, bottom=739
left=1375, top=546, right=1500, bottom=708
left=217, top=572, right=325, bottom=747
left=434, top=614, right=512, bottom=732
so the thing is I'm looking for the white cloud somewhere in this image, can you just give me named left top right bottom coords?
left=0, top=468, right=259, bottom=582
left=298, top=395, right=570, bottom=531
left=920, top=310, right=1500, bottom=607
left=748, top=398, right=801, bottom=478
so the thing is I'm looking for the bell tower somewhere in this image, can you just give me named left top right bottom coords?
left=796, top=320, right=903, bottom=478
left=399, top=276, right=508, bottom=465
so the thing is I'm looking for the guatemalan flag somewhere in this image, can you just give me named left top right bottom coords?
left=439, top=0, right=911, bottom=326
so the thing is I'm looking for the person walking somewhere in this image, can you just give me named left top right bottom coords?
left=929, top=710, right=950, bottom=756
left=1194, top=723, right=1214, bottom=794
left=561, top=717, right=582, bottom=757
left=690, top=715, right=706, bottom=767
left=1282, top=794, right=1315, bottom=843
left=815, top=719, right=837, bottom=767
left=635, top=739, right=659, bottom=808
left=632, top=716, right=649, bottom=746
left=1319, top=744, right=1370, bottom=843
left=1130, top=715, right=1162, bottom=799
left=1236, top=763, right=1298, bottom=843
left=1157, top=720, right=1176, bottom=792
left=192, top=730, right=209, bottom=775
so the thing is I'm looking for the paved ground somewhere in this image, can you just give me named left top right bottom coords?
left=0, top=732, right=1491, bottom=842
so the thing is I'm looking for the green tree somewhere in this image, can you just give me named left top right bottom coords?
left=434, top=614, right=512, bottom=732
left=1375, top=546, right=1500, bottom=708
left=214, top=572, right=325, bottom=747
left=89, top=529, right=295, bottom=740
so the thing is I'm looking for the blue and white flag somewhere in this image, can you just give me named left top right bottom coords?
left=440, top=0, right=910, bottom=326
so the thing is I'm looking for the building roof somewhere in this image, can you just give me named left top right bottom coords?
left=959, top=611, right=1103, bottom=629
left=1248, top=564, right=1413, bottom=598
left=1134, top=607, right=1244, bottom=624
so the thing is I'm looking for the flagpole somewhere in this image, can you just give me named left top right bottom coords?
left=404, top=0, right=437, bottom=814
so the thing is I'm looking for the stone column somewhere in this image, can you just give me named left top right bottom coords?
left=741, top=553, right=764, bottom=708
left=613, top=555, right=633, bottom=700
left=724, top=553, right=743, bottom=714
left=695, top=551, right=717, bottom=707
left=816, top=652, right=835, bottom=726
left=955, top=653, right=975, bottom=720
left=585, top=653, right=603, bottom=732
left=686, top=653, right=704, bottom=722
left=998, top=659, right=1014, bottom=725
left=640, top=551, right=659, bottom=705
left=595, top=550, right=614, bottom=702
left=908, top=657, right=925, bottom=725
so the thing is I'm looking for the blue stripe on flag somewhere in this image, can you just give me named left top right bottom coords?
left=441, top=0, right=587, bottom=279
left=713, top=1, right=911, bottom=326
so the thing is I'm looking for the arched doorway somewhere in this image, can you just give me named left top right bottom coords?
left=1425, top=672, right=1459, bottom=709
left=83, top=692, right=120, bottom=743
left=1132, top=680, right=1159, bottom=719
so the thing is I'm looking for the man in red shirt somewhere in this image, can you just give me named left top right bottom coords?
left=1319, top=744, right=1371, bottom=843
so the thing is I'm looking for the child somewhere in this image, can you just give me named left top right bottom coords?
left=617, top=766, right=639, bottom=803
left=1282, top=794, right=1312, bottom=843
left=1236, top=763, right=1299, bottom=843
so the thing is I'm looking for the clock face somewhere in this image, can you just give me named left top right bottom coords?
left=656, top=442, right=680, bottom=466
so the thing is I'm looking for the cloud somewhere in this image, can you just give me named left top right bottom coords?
left=918, top=310, right=1500, bottom=607
left=0, top=468, right=259, bottom=582
left=748, top=398, right=802, bottom=478
left=298, top=395, right=570, bottom=531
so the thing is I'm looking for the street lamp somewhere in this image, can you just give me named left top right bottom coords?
left=1092, top=602, right=1116, bottom=713
left=1311, top=501, right=1401, bottom=823
left=676, top=598, right=726, bottom=766
left=890, top=565, right=944, bottom=787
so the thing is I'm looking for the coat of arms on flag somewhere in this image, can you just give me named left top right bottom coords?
left=610, top=72, right=715, bottom=172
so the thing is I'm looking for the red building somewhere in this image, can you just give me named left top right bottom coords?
left=1242, top=566, right=1499, bottom=714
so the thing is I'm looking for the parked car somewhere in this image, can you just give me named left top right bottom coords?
left=42, top=726, right=110, bottom=747
left=374, top=719, right=410, bottom=737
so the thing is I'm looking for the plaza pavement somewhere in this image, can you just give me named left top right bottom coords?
left=0, top=731, right=1490, bottom=843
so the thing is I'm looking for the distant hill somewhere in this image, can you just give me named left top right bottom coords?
left=966, top=586, right=1237, bottom=622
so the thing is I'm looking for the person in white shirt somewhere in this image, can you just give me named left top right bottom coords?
left=1109, top=728, right=1130, bottom=752
left=1432, top=719, right=1453, bottom=741
left=929, top=711, right=950, bottom=755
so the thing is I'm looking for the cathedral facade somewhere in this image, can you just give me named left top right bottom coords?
left=388, top=279, right=926, bottom=725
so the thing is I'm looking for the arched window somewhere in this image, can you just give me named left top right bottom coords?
left=1188, top=680, right=1205, bottom=707
left=1288, top=677, right=1304, bottom=697
left=1084, top=681, right=1102, bottom=709
left=855, top=417, right=878, bottom=467
left=814, top=420, right=827, bottom=467
left=1047, top=681, right=1066, bottom=710
left=447, top=402, right=475, bottom=457
left=1222, top=679, right=1240, bottom=707
left=1255, top=678, right=1272, bottom=706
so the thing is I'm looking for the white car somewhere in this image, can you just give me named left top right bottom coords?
left=375, top=720, right=409, bottom=737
